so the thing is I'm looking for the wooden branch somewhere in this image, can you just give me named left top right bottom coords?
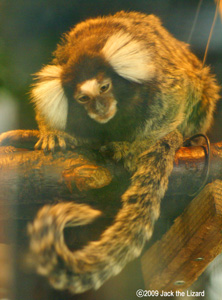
left=168, top=141, right=222, bottom=195
left=0, top=141, right=222, bottom=195
left=0, top=142, right=222, bottom=219
left=141, top=180, right=222, bottom=291
left=0, top=147, right=125, bottom=219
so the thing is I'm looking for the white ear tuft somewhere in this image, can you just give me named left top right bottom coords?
left=31, top=65, right=68, bottom=130
left=101, top=31, right=155, bottom=83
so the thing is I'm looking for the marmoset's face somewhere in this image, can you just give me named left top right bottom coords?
left=73, top=75, right=117, bottom=124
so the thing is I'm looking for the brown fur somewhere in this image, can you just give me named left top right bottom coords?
left=28, top=11, right=220, bottom=293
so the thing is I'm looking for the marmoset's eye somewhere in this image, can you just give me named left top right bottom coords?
left=77, top=95, right=91, bottom=103
left=99, top=83, right=111, bottom=94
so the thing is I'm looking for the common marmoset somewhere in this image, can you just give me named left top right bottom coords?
left=28, top=11, right=220, bottom=293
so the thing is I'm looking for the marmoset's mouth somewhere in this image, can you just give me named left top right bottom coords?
left=88, top=100, right=117, bottom=124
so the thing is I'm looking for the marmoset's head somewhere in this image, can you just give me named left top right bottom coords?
left=31, top=28, right=156, bottom=131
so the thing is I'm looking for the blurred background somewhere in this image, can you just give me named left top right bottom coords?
left=0, top=0, right=221, bottom=300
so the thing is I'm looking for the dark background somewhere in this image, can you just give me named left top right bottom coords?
left=0, top=1, right=221, bottom=300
